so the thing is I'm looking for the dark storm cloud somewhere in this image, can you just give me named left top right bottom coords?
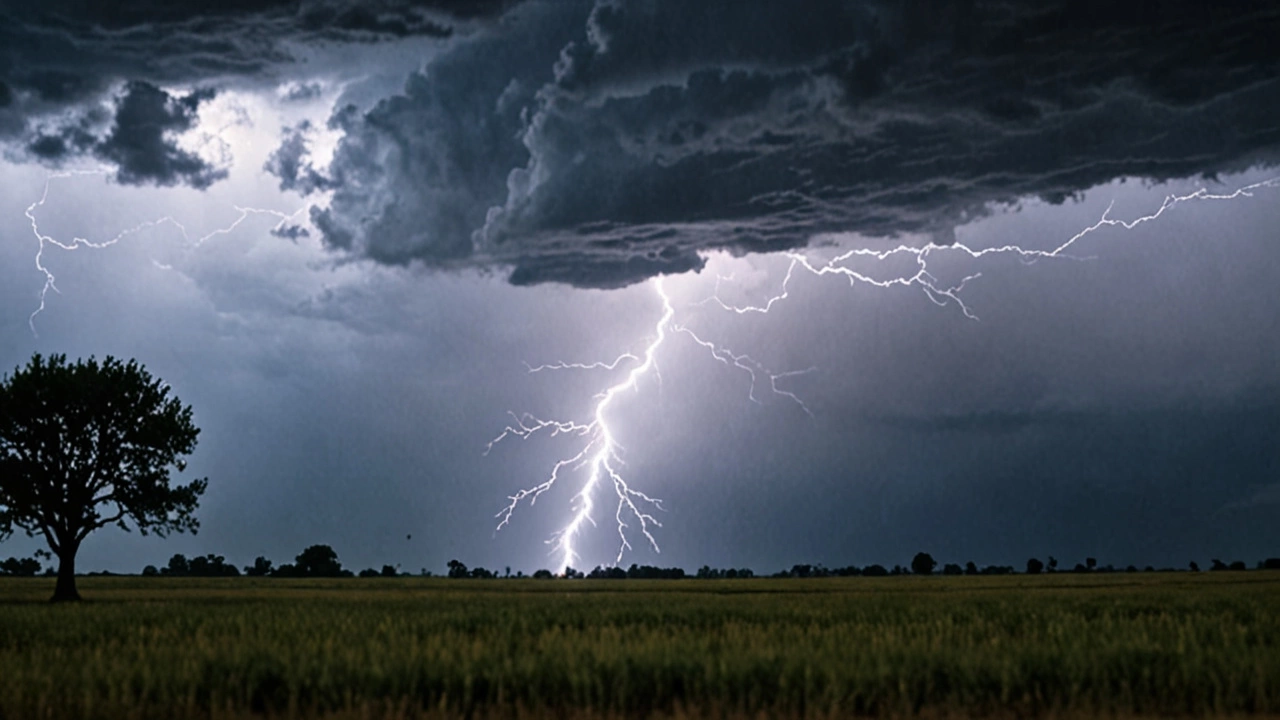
left=300, top=0, right=1280, bottom=288
left=25, top=82, right=226, bottom=188
left=96, top=82, right=227, bottom=189
left=0, top=0, right=516, bottom=183
left=263, top=121, right=334, bottom=195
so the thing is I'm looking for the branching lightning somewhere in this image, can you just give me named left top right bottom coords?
left=712, top=176, right=1280, bottom=320
left=489, top=279, right=674, bottom=573
left=491, top=174, right=1278, bottom=573
left=488, top=276, right=815, bottom=573
left=24, top=170, right=304, bottom=336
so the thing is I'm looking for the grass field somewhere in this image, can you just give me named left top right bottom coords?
left=1, top=572, right=1278, bottom=719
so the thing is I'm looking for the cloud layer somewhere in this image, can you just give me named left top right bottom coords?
left=303, top=0, right=1280, bottom=287
left=0, top=0, right=511, bottom=184
left=5, top=0, right=1280, bottom=286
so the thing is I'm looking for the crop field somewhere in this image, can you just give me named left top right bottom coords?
left=1, top=572, right=1278, bottom=719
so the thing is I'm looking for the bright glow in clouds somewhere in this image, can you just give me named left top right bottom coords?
left=491, top=172, right=1280, bottom=573
left=24, top=169, right=305, bottom=336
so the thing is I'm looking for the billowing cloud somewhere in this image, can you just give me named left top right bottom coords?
left=300, top=0, right=1280, bottom=288
left=97, top=82, right=227, bottom=189
left=0, top=0, right=514, bottom=184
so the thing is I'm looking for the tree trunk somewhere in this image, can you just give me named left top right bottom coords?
left=52, top=543, right=81, bottom=603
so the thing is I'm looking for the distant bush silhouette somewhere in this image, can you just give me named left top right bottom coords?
left=911, top=552, right=937, bottom=575
left=1026, top=558, right=1044, bottom=575
left=0, top=556, right=41, bottom=576
left=244, top=556, right=273, bottom=577
left=942, top=563, right=962, bottom=575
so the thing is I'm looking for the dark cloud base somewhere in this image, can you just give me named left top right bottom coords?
left=4, top=0, right=1280, bottom=286
left=294, top=0, right=1280, bottom=288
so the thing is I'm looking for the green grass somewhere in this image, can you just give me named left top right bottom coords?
left=1, top=572, right=1278, bottom=718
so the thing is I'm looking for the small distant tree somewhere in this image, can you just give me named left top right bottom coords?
left=532, top=569, right=553, bottom=579
left=0, top=556, right=41, bottom=576
left=1047, top=556, right=1058, bottom=572
left=964, top=561, right=978, bottom=576
left=1211, top=559, right=1227, bottom=571
left=141, top=564, right=159, bottom=577
left=165, top=553, right=191, bottom=576
left=863, top=564, right=888, bottom=577
left=911, top=552, right=937, bottom=576
left=1228, top=560, right=1247, bottom=571
left=1026, top=558, right=1044, bottom=575
left=0, top=354, right=206, bottom=601
left=447, top=559, right=468, bottom=578
left=1189, top=561, right=1200, bottom=572
left=358, top=568, right=380, bottom=578
left=244, top=556, right=273, bottom=577
left=1086, top=557, right=1097, bottom=571
left=942, top=563, right=963, bottom=575
left=381, top=564, right=398, bottom=577
left=294, top=545, right=345, bottom=577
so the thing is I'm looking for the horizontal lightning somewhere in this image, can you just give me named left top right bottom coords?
left=24, top=170, right=304, bottom=336
left=712, top=176, right=1280, bottom=320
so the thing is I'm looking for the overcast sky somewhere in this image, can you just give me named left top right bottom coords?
left=2, top=0, right=1278, bottom=575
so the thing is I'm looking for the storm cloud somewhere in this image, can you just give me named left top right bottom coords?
left=295, top=0, right=1280, bottom=287
left=0, top=0, right=512, bottom=184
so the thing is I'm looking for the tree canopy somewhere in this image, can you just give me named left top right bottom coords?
left=0, top=354, right=207, bottom=601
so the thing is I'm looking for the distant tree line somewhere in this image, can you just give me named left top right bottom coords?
left=6, top=546, right=1279, bottom=580
left=141, top=545, right=403, bottom=579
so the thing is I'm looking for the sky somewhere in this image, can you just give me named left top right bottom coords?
left=1, top=0, right=1278, bottom=575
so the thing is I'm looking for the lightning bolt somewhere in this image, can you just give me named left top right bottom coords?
left=24, top=170, right=305, bottom=336
left=712, top=176, right=1280, bottom=320
left=490, top=278, right=674, bottom=573
left=489, top=276, right=816, bottom=573
left=491, top=173, right=1278, bottom=573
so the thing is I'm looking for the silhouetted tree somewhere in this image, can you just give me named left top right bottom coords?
left=942, top=563, right=963, bottom=575
left=0, top=354, right=206, bottom=601
left=0, top=556, right=41, bottom=576
left=244, top=556, right=273, bottom=577
left=532, top=569, right=553, bottom=579
left=294, top=545, right=346, bottom=577
left=964, top=561, right=978, bottom=576
left=381, top=565, right=398, bottom=577
left=142, top=564, right=159, bottom=576
left=1026, top=558, right=1044, bottom=575
left=863, top=564, right=888, bottom=577
left=447, top=559, right=468, bottom=578
left=187, top=554, right=238, bottom=577
left=1264, top=558, right=1280, bottom=570
left=1047, top=556, right=1058, bottom=572
left=911, top=552, right=937, bottom=575
left=1211, top=559, right=1227, bottom=571
left=359, top=568, right=380, bottom=577
left=1189, top=561, right=1200, bottom=572
left=1228, top=560, right=1247, bottom=571
left=165, top=553, right=191, bottom=576
left=1086, top=557, right=1097, bottom=571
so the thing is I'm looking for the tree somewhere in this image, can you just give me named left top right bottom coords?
left=294, top=544, right=346, bottom=577
left=0, top=354, right=206, bottom=602
left=447, top=559, right=469, bottom=578
left=1026, top=558, right=1044, bottom=575
left=911, top=552, right=937, bottom=575
left=0, top=556, right=42, bottom=576
left=244, top=556, right=273, bottom=577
